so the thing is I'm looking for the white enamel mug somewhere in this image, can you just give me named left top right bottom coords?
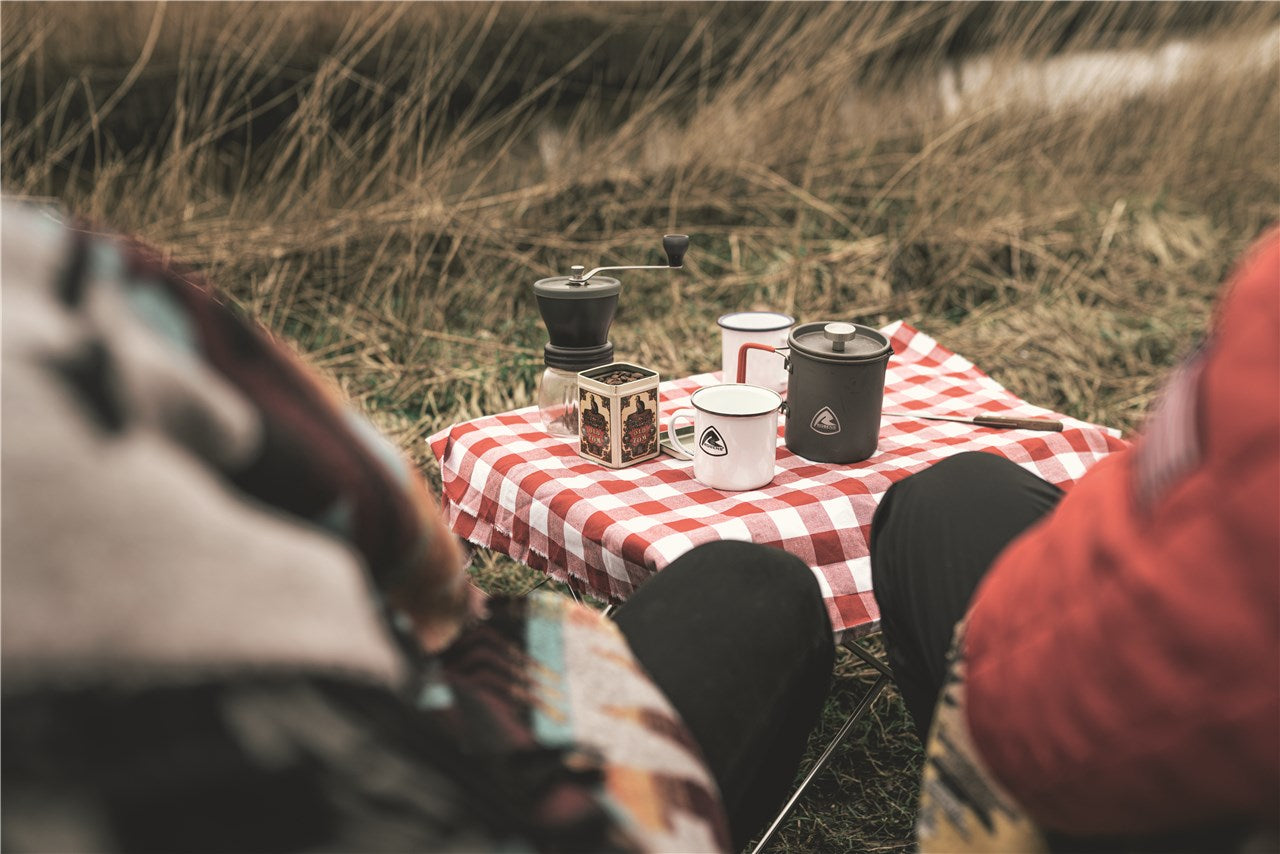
left=667, top=384, right=783, bottom=491
left=718, top=311, right=794, bottom=393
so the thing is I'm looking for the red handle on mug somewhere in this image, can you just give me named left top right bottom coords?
left=736, top=343, right=781, bottom=383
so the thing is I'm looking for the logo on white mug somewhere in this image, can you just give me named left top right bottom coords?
left=811, top=406, right=841, bottom=435
left=699, top=426, right=729, bottom=456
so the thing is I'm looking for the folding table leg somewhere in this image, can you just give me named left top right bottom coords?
left=521, top=574, right=585, bottom=605
left=748, top=638, right=895, bottom=854
left=520, top=576, right=550, bottom=597
left=843, top=635, right=894, bottom=680
left=522, top=573, right=615, bottom=614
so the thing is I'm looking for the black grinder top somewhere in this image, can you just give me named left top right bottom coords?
left=533, top=275, right=621, bottom=370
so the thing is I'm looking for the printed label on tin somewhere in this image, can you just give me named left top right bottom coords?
left=699, top=426, right=728, bottom=456
left=811, top=406, right=841, bottom=435
left=620, top=389, right=659, bottom=463
left=579, top=390, right=611, bottom=460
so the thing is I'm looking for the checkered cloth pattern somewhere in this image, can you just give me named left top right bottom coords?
left=429, top=321, right=1127, bottom=637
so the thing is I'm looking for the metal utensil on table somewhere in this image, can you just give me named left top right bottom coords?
left=882, top=411, right=1063, bottom=432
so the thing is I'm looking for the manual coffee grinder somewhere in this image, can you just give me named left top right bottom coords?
left=534, top=234, right=689, bottom=435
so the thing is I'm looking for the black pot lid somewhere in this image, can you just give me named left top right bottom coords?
left=789, top=321, right=891, bottom=362
left=534, top=275, right=621, bottom=299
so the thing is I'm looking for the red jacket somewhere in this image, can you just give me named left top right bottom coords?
left=965, top=231, right=1280, bottom=834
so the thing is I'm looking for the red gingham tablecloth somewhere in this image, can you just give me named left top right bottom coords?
left=429, top=321, right=1127, bottom=637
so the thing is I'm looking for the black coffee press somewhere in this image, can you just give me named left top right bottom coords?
left=534, top=234, right=689, bottom=435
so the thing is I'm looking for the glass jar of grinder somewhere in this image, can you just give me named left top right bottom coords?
left=534, top=235, right=688, bottom=435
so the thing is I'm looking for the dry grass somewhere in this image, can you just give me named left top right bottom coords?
left=5, top=2, right=1278, bottom=850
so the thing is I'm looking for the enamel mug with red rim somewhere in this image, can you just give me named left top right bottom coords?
left=737, top=321, right=892, bottom=463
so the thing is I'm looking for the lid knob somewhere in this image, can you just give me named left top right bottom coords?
left=824, top=322, right=858, bottom=352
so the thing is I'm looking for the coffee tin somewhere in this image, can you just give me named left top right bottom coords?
left=577, top=363, right=660, bottom=468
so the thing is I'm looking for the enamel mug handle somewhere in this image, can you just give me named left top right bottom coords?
left=736, top=343, right=788, bottom=383
left=668, top=408, right=697, bottom=458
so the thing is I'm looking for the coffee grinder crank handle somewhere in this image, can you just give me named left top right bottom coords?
left=570, top=234, right=689, bottom=284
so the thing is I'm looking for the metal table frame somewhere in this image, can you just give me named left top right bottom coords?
left=749, top=636, right=894, bottom=853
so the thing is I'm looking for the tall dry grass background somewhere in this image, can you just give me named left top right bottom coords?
left=4, top=2, right=1278, bottom=850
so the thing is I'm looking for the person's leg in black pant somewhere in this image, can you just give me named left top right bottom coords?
left=612, top=540, right=834, bottom=850
left=870, top=451, right=1063, bottom=741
